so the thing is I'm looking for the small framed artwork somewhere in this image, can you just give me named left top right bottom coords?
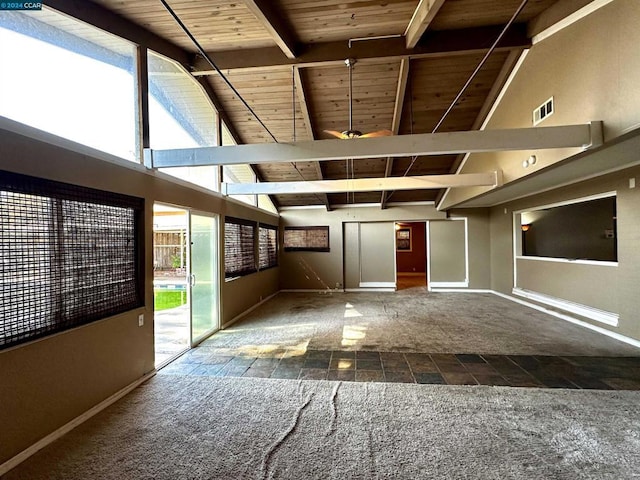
left=396, top=227, right=412, bottom=252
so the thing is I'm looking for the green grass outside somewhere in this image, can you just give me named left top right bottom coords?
left=154, top=290, right=187, bottom=311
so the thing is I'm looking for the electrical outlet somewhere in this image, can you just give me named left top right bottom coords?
left=138, top=314, right=144, bottom=327
left=630, top=178, right=636, bottom=189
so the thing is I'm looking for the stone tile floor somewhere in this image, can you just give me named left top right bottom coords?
left=158, top=348, right=640, bottom=390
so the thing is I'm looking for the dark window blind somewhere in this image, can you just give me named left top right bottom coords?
left=0, top=170, right=143, bottom=350
left=259, top=225, right=278, bottom=270
left=224, top=217, right=256, bottom=278
left=283, top=226, right=330, bottom=252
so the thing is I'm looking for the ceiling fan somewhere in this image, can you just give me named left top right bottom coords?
left=324, top=58, right=393, bottom=139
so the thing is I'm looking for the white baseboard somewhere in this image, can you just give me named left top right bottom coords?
left=429, top=281, right=469, bottom=288
left=0, top=370, right=157, bottom=476
left=222, top=291, right=280, bottom=329
left=512, top=287, right=619, bottom=327
left=279, top=289, right=344, bottom=294
left=345, top=288, right=396, bottom=292
left=491, top=290, right=640, bottom=349
left=429, top=288, right=492, bottom=293
left=359, top=282, right=396, bottom=288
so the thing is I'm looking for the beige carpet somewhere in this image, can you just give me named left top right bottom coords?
left=6, top=375, right=640, bottom=479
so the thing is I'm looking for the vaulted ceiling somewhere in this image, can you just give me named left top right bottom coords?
left=84, top=0, right=572, bottom=209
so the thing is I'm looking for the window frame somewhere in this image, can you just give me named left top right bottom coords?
left=0, top=170, right=144, bottom=350
left=516, top=192, right=618, bottom=264
left=283, top=226, right=330, bottom=252
left=224, top=216, right=257, bottom=279
left=258, top=224, right=278, bottom=270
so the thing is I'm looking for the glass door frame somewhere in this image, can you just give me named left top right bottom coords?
left=188, top=210, right=221, bottom=347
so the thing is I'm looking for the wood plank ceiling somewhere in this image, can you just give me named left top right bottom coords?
left=91, top=0, right=563, bottom=209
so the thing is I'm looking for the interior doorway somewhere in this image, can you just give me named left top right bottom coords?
left=395, top=221, right=427, bottom=290
left=153, top=204, right=220, bottom=367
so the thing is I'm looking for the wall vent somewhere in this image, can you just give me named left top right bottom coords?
left=533, top=97, right=554, bottom=125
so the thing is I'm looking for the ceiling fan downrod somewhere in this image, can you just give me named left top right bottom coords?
left=346, top=58, right=357, bottom=136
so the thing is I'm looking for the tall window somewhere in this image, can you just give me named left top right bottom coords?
left=148, top=51, right=219, bottom=190
left=223, top=164, right=257, bottom=207
left=0, top=8, right=138, bottom=161
left=0, top=170, right=143, bottom=349
left=224, top=217, right=256, bottom=278
left=259, top=225, right=278, bottom=270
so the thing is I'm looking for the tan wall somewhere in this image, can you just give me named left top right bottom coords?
left=222, top=268, right=279, bottom=326
left=0, top=123, right=279, bottom=465
left=489, top=206, right=515, bottom=294
left=279, top=205, right=493, bottom=290
left=359, top=222, right=396, bottom=285
left=428, top=220, right=467, bottom=284
left=279, top=205, right=447, bottom=290
left=516, top=259, right=618, bottom=313
left=490, top=163, right=640, bottom=340
left=221, top=200, right=282, bottom=325
left=343, top=222, right=361, bottom=289
left=451, top=209, right=491, bottom=289
left=442, top=0, right=640, bottom=209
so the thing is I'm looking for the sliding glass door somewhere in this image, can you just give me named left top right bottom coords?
left=189, top=211, right=219, bottom=345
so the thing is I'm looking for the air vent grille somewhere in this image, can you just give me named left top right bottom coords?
left=533, top=97, right=554, bottom=125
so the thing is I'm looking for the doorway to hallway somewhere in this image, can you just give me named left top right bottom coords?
left=395, top=221, right=427, bottom=290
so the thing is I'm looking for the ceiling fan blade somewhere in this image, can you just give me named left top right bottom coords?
left=359, top=130, right=394, bottom=138
left=324, top=130, right=349, bottom=139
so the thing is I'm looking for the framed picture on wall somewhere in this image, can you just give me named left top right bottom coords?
left=396, top=227, right=412, bottom=252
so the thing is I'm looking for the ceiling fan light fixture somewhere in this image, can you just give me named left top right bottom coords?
left=323, top=58, right=393, bottom=140
left=343, top=129, right=363, bottom=138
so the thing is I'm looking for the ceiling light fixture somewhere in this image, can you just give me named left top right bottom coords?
left=523, top=155, right=537, bottom=168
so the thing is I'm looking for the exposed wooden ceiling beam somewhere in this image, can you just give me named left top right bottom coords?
left=243, top=0, right=298, bottom=59
left=293, top=67, right=331, bottom=211
left=381, top=58, right=410, bottom=209
left=223, top=172, right=501, bottom=195
left=191, top=24, right=530, bottom=74
left=405, top=0, right=447, bottom=49
left=146, top=123, right=602, bottom=167
left=293, top=68, right=313, bottom=142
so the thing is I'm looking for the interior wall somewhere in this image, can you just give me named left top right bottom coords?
left=428, top=220, right=467, bottom=284
left=441, top=0, right=640, bottom=209
left=221, top=201, right=282, bottom=326
left=396, top=222, right=426, bottom=273
left=0, top=121, right=279, bottom=465
left=450, top=209, right=491, bottom=289
left=279, top=204, right=447, bottom=290
left=359, top=222, right=396, bottom=285
left=516, top=259, right=618, bottom=313
left=490, top=163, right=640, bottom=341
left=343, top=222, right=361, bottom=289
